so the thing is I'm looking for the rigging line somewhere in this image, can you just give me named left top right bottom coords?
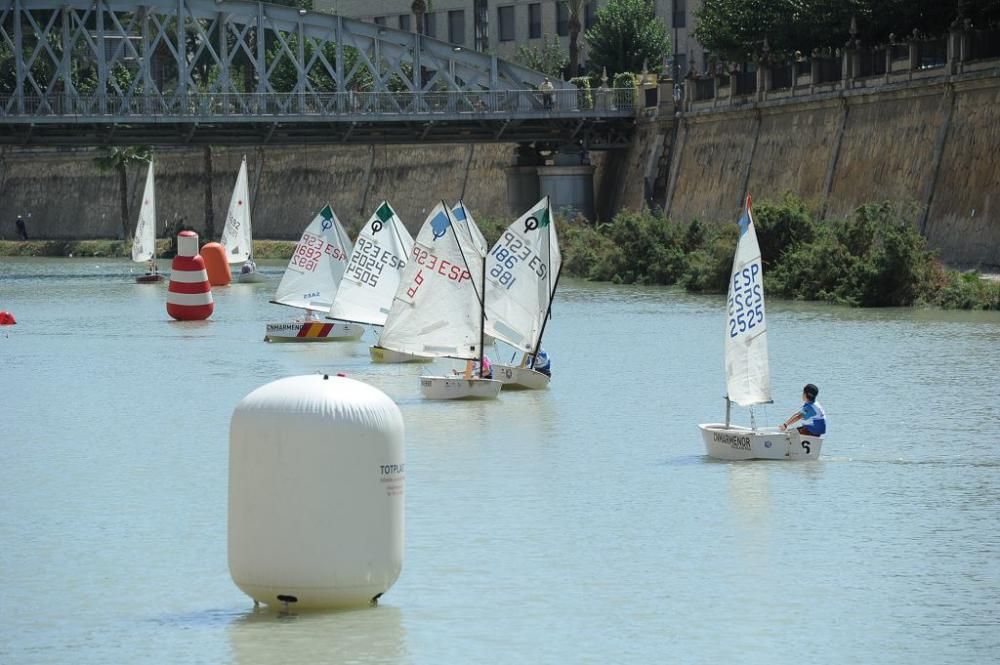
left=450, top=202, right=485, bottom=311
left=386, top=203, right=408, bottom=256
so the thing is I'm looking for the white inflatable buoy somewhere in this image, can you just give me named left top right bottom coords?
left=228, top=374, right=405, bottom=610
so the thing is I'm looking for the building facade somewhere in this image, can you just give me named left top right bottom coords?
left=314, top=0, right=705, bottom=79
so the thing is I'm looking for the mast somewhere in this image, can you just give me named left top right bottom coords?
left=446, top=201, right=485, bottom=368
left=244, top=155, right=253, bottom=261
left=479, top=243, right=486, bottom=378
left=531, top=265, right=561, bottom=361
left=151, top=157, right=157, bottom=268
left=530, top=199, right=558, bottom=362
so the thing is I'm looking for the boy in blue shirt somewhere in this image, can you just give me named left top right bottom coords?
left=779, top=383, right=826, bottom=436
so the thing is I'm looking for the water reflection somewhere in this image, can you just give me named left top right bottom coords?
left=226, top=604, right=407, bottom=665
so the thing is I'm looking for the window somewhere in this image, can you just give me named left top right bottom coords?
left=448, top=10, right=465, bottom=45
left=528, top=3, right=541, bottom=39
left=672, top=0, right=686, bottom=28
left=498, top=6, right=515, bottom=42
left=398, top=14, right=411, bottom=31
left=374, top=16, right=386, bottom=26
left=424, top=12, right=436, bottom=38
left=556, top=2, right=568, bottom=37
left=585, top=2, right=596, bottom=30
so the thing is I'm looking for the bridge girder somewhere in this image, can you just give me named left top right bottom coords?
left=0, top=0, right=636, bottom=146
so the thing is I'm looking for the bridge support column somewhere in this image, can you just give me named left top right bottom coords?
left=505, top=144, right=541, bottom=215
left=538, top=148, right=595, bottom=221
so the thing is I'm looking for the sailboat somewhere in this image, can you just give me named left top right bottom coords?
left=378, top=202, right=501, bottom=400
left=264, top=204, right=364, bottom=342
left=698, top=195, right=823, bottom=460
left=221, top=155, right=265, bottom=283
left=322, top=201, right=426, bottom=362
left=485, top=196, right=561, bottom=389
left=132, top=158, right=164, bottom=283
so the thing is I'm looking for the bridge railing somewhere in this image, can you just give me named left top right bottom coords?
left=1, top=89, right=636, bottom=120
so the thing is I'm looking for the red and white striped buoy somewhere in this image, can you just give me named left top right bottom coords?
left=167, top=231, right=214, bottom=321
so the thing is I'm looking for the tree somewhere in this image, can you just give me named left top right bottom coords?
left=694, top=0, right=967, bottom=63
left=514, top=34, right=569, bottom=77
left=203, top=147, right=215, bottom=240
left=411, top=0, right=427, bottom=34
left=568, top=0, right=584, bottom=77
left=585, top=0, right=670, bottom=77
left=94, top=147, right=152, bottom=242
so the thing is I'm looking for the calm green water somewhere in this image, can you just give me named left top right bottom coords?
left=1, top=257, right=998, bottom=665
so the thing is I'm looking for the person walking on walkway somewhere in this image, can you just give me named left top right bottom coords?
left=539, top=77, right=555, bottom=111
left=15, top=215, right=28, bottom=240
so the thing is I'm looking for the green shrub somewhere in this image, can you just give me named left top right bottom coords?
left=681, top=224, right=737, bottom=293
left=930, top=269, right=1000, bottom=310
left=752, top=193, right=815, bottom=266
left=767, top=201, right=934, bottom=307
left=612, top=71, right=638, bottom=88
left=569, top=76, right=594, bottom=109
left=560, top=221, right=620, bottom=280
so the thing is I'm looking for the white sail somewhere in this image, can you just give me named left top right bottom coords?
left=484, top=197, right=561, bottom=354
left=329, top=201, right=414, bottom=326
left=271, top=204, right=352, bottom=312
left=451, top=202, right=488, bottom=295
left=378, top=202, right=484, bottom=360
left=131, top=159, right=156, bottom=263
left=725, top=196, right=771, bottom=406
left=221, top=156, right=253, bottom=264
left=451, top=202, right=488, bottom=254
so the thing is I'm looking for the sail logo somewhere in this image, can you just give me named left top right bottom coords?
left=319, top=205, right=335, bottom=231
left=430, top=211, right=451, bottom=240
left=523, top=207, right=550, bottom=233
left=372, top=202, right=395, bottom=234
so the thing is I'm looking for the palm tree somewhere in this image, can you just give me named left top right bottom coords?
left=411, top=0, right=427, bottom=34
left=204, top=146, right=216, bottom=240
left=568, top=0, right=584, bottom=77
left=93, top=146, right=151, bottom=242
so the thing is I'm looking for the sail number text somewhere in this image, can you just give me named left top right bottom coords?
left=291, top=232, right=347, bottom=272
left=727, top=262, right=764, bottom=338
left=346, top=236, right=405, bottom=288
left=489, top=231, right=547, bottom=290
left=406, top=246, right=472, bottom=298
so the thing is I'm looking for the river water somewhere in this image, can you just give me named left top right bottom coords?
left=1, top=257, right=998, bottom=664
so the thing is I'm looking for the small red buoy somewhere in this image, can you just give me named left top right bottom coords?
left=0, top=311, right=15, bottom=325
left=167, top=231, right=214, bottom=321
left=336, top=373, right=347, bottom=377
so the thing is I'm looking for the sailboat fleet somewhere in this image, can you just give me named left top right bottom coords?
left=128, top=153, right=821, bottom=455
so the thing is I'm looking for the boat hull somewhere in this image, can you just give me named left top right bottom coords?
left=135, top=273, right=165, bottom=283
left=237, top=270, right=267, bottom=283
left=419, top=375, right=502, bottom=400
left=265, top=321, right=365, bottom=343
left=369, top=345, right=433, bottom=363
left=492, top=364, right=550, bottom=390
left=698, top=424, right=822, bottom=461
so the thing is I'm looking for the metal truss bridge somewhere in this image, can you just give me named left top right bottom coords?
left=0, top=0, right=635, bottom=147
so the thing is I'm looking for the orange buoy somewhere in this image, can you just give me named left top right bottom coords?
left=167, top=231, right=214, bottom=321
left=0, top=311, right=15, bottom=325
left=201, top=241, right=232, bottom=286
